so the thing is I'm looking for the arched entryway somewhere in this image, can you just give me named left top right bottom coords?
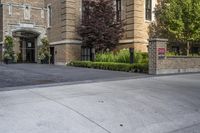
left=12, top=30, right=40, bottom=63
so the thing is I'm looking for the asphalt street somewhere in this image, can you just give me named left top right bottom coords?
left=0, top=63, right=147, bottom=90
left=0, top=73, right=200, bottom=133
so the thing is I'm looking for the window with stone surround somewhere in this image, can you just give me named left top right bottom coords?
left=41, top=9, right=44, bottom=19
left=47, top=4, right=52, bottom=27
left=82, top=0, right=89, bottom=20
left=145, top=0, right=152, bottom=21
left=24, top=5, right=31, bottom=20
left=116, top=0, right=121, bottom=21
left=8, top=4, right=12, bottom=16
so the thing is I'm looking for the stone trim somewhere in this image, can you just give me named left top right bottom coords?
left=1, top=2, right=47, bottom=10
left=50, top=40, right=82, bottom=45
left=119, top=39, right=148, bottom=45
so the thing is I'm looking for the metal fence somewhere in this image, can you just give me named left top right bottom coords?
left=81, top=47, right=93, bottom=61
left=167, top=41, right=200, bottom=55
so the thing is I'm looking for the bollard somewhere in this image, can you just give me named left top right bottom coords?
left=129, top=48, right=134, bottom=64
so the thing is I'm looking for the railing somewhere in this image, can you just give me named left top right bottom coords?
left=167, top=41, right=200, bottom=57
left=81, top=46, right=93, bottom=61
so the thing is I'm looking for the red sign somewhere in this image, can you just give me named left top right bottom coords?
left=158, top=48, right=166, bottom=59
left=158, top=48, right=166, bottom=54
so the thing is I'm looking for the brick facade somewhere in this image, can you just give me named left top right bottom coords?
left=119, top=0, right=156, bottom=52
left=0, top=0, right=156, bottom=64
left=149, top=39, right=200, bottom=75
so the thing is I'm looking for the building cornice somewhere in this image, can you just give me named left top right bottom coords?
left=1, top=2, right=47, bottom=10
left=119, top=39, right=148, bottom=45
left=50, top=40, right=82, bottom=45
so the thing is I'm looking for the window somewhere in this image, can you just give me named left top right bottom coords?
left=191, top=47, right=199, bottom=54
left=82, top=0, right=90, bottom=21
left=116, top=0, right=121, bottom=21
left=24, top=5, right=31, bottom=20
left=47, top=4, right=52, bottom=27
left=41, top=9, right=44, bottom=19
left=8, top=4, right=12, bottom=16
left=172, top=46, right=180, bottom=55
left=145, top=0, right=152, bottom=21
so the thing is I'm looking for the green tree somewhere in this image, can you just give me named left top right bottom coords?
left=38, top=38, right=50, bottom=64
left=150, top=0, right=200, bottom=55
left=3, top=36, right=14, bottom=63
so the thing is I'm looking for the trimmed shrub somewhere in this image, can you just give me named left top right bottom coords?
left=68, top=61, right=148, bottom=73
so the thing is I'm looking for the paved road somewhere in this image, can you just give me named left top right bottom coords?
left=0, top=64, right=147, bottom=90
left=0, top=73, right=200, bottom=133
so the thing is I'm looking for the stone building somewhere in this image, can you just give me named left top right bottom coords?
left=0, top=0, right=156, bottom=64
left=0, top=0, right=46, bottom=63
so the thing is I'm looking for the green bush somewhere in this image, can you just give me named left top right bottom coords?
left=38, top=38, right=51, bottom=64
left=68, top=61, right=148, bottom=73
left=95, top=49, right=148, bottom=64
left=4, top=36, right=15, bottom=63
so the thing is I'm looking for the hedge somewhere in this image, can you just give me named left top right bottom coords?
left=68, top=61, right=148, bottom=73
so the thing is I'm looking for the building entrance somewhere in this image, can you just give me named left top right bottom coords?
left=21, top=38, right=36, bottom=63
left=13, top=30, right=39, bottom=63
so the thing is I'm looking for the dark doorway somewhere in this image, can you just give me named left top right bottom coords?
left=26, top=39, right=35, bottom=63
left=19, top=38, right=36, bottom=63
left=50, top=47, right=55, bottom=64
left=13, top=30, right=39, bottom=63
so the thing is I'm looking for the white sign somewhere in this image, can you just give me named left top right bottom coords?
left=19, top=23, right=34, bottom=28
left=28, top=43, right=32, bottom=47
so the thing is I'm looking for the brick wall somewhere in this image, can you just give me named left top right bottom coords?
left=149, top=38, right=200, bottom=75
left=54, top=44, right=81, bottom=65
left=1, top=0, right=46, bottom=37
left=45, top=0, right=81, bottom=64
left=119, top=0, right=156, bottom=52
left=45, top=0, right=81, bottom=42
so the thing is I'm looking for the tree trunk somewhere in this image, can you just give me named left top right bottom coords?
left=187, top=41, right=190, bottom=56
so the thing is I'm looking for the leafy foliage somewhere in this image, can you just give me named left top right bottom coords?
left=96, top=49, right=148, bottom=64
left=3, top=36, right=14, bottom=61
left=38, top=38, right=50, bottom=64
left=78, top=0, right=124, bottom=52
left=150, top=0, right=200, bottom=42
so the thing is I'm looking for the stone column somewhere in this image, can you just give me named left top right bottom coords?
left=148, top=38, right=168, bottom=75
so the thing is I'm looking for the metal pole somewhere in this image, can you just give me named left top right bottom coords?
left=129, top=48, right=134, bottom=64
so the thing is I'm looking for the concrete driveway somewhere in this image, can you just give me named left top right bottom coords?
left=0, top=63, right=147, bottom=90
left=0, top=73, right=200, bottom=133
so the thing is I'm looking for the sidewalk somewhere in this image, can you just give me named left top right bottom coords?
left=0, top=74, right=200, bottom=133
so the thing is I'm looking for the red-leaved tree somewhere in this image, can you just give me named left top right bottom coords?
left=78, top=0, right=124, bottom=52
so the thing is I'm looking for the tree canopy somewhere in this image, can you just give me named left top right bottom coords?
left=150, top=0, right=200, bottom=42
